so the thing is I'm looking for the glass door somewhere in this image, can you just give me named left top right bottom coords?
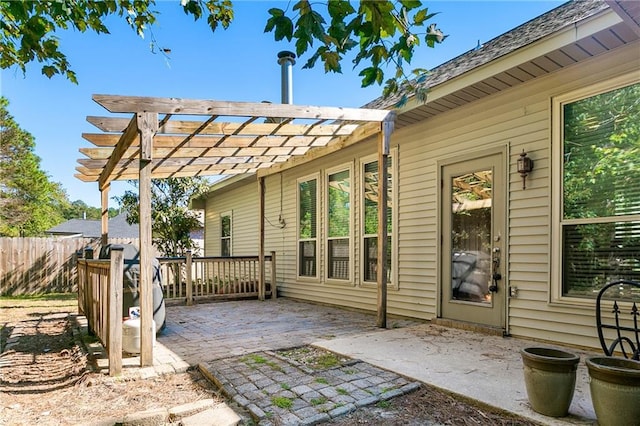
left=440, top=152, right=505, bottom=328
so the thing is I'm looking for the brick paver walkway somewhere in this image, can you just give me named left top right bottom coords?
left=201, top=349, right=420, bottom=425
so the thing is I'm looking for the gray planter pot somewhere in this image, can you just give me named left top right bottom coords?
left=586, top=356, right=640, bottom=426
left=521, top=347, right=580, bottom=417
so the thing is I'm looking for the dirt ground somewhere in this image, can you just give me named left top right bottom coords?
left=0, top=296, right=540, bottom=425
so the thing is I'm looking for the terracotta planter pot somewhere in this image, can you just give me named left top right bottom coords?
left=521, top=347, right=580, bottom=417
left=586, top=356, right=640, bottom=426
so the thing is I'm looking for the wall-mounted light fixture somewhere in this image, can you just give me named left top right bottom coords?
left=517, top=150, right=534, bottom=190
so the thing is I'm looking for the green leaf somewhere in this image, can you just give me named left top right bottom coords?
left=322, top=50, right=342, bottom=73
left=41, top=65, right=57, bottom=78
left=328, top=0, right=355, bottom=19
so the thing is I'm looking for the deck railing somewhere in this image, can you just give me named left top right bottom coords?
left=77, top=246, right=123, bottom=376
left=76, top=248, right=276, bottom=375
left=158, top=251, right=276, bottom=304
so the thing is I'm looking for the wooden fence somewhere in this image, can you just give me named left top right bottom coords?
left=77, top=248, right=124, bottom=376
left=159, top=251, right=276, bottom=303
left=0, top=237, right=140, bottom=296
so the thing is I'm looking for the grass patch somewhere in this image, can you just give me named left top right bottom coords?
left=315, top=353, right=341, bottom=369
left=315, top=377, right=328, bottom=384
left=336, top=387, right=349, bottom=396
left=0, top=293, right=77, bottom=301
left=266, top=361, right=283, bottom=372
left=271, top=396, right=293, bottom=410
left=242, top=354, right=267, bottom=364
left=310, top=397, right=327, bottom=406
left=376, top=400, right=392, bottom=409
left=343, top=368, right=357, bottom=375
left=276, top=346, right=349, bottom=370
left=280, top=383, right=290, bottom=390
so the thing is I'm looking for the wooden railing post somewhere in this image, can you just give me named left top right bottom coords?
left=76, top=250, right=83, bottom=314
left=108, top=246, right=123, bottom=376
left=270, top=251, right=277, bottom=299
left=185, top=251, right=193, bottom=306
left=84, top=246, right=94, bottom=260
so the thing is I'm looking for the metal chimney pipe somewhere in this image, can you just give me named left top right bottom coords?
left=277, top=51, right=296, bottom=104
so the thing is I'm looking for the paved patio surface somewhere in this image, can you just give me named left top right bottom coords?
left=158, top=299, right=417, bottom=365
left=148, top=298, right=600, bottom=425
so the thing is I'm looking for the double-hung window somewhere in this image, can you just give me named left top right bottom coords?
left=553, top=76, right=640, bottom=299
left=297, top=175, right=318, bottom=278
left=326, top=166, right=352, bottom=281
left=361, top=153, right=394, bottom=285
left=220, top=212, right=232, bottom=257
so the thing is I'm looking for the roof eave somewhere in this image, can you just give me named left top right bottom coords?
left=396, top=6, right=621, bottom=116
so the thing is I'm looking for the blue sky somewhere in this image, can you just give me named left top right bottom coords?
left=2, top=0, right=563, bottom=208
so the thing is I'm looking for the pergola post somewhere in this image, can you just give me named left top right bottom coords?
left=107, top=245, right=123, bottom=376
left=137, top=112, right=158, bottom=367
left=100, top=183, right=110, bottom=246
left=258, top=177, right=266, bottom=301
left=377, top=117, right=395, bottom=328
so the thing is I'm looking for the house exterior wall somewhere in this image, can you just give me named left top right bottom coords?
left=203, top=181, right=259, bottom=256
left=203, top=42, right=639, bottom=351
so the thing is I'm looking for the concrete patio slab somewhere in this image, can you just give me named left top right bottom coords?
left=315, top=323, right=598, bottom=425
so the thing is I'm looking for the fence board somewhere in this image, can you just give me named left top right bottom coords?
left=0, top=237, right=143, bottom=296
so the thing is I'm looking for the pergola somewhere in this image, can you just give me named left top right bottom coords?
left=76, top=94, right=395, bottom=366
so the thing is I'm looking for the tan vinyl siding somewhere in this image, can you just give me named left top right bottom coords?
left=203, top=181, right=258, bottom=256
left=202, top=42, right=639, bottom=351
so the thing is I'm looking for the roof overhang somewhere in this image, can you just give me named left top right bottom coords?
left=387, top=3, right=639, bottom=127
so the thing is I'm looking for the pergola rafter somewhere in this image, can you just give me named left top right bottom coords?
left=76, top=93, right=395, bottom=368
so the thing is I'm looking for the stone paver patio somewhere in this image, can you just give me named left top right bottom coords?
left=157, top=298, right=418, bottom=365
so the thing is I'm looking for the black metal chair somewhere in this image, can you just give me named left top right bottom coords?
left=595, top=279, right=640, bottom=360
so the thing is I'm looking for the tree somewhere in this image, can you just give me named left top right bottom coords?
left=0, top=1, right=445, bottom=101
left=0, top=97, right=67, bottom=236
left=116, top=177, right=210, bottom=257
left=62, top=199, right=119, bottom=220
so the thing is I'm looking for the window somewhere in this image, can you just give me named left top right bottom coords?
left=362, top=154, right=394, bottom=285
left=327, top=166, right=352, bottom=281
left=220, top=212, right=232, bottom=257
left=297, top=175, right=318, bottom=278
left=554, top=77, right=640, bottom=299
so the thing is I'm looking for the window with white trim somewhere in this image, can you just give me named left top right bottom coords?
left=297, top=175, right=318, bottom=278
left=326, top=166, right=352, bottom=281
left=220, top=212, right=232, bottom=257
left=554, top=78, right=640, bottom=298
left=361, top=154, right=394, bottom=285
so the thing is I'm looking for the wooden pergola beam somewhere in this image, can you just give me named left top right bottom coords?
left=98, top=115, right=138, bottom=190
left=87, top=116, right=359, bottom=137
left=80, top=146, right=310, bottom=161
left=75, top=166, right=264, bottom=182
left=93, top=94, right=392, bottom=122
left=257, top=120, right=383, bottom=177
left=83, top=133, right=332, bottom=148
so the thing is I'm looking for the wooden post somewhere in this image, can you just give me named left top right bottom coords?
left=258, top=177, right=266, bottom=301
left=84, top=246, right=94, bottom=259
left=138, top=111, right=158, bottom=367
left=107, top=246, right=123, bottom=376
left=377, top=117, right=394, bottom=328
left=185, top=250, right=193, bottom=306
left=101, top=183, right=110, bottom=247
left=270, top=251, right=277, bottom=299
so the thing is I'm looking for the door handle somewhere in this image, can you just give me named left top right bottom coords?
left=490, top=247, right=501, bottom=293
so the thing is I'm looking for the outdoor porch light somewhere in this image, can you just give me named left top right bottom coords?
left=517, top=150, right=534, bottom=190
